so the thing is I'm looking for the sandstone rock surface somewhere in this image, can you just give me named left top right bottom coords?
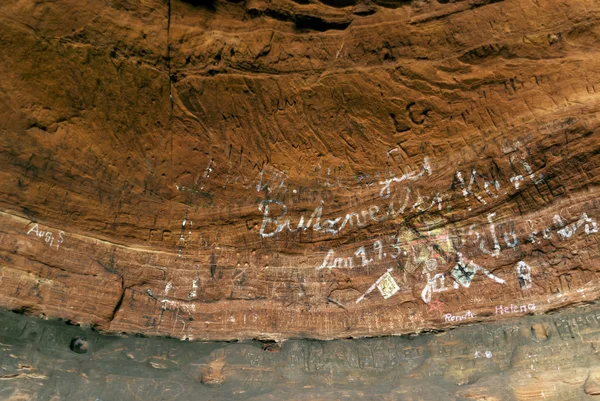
left=0, top=0, right=599, bottom=341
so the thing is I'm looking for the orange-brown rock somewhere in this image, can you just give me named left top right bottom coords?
left=0, top=0, right=599, bottom=341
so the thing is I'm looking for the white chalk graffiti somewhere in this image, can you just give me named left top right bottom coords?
left=528, top=212, right=598, bottom=244
left=421, top=272, right=453, bottom=304
left=455, top=170, right=493, bottom=205
left=508, top=155, right=545, bottom=190
left=450, top=252, right=505, bottom=288
left=474, top=351, right=493, bottom=359
left=495, top=303, right=535, bottom=315
left=420, top=252, right=506, bottom=303
left=317, top=237, right=404, bottom=270
left=160, top=299, right=196, bottom=314
left=26, top=223, right=65, bottom=250
left=323, top=206, right=597, bottom=304
left=516, top=261, right=533, bottom=290
left=510, top=175, right=524, bottom=189
left=188, top=279, right=199, bottom=298
left=378, top=158, right=431, bottom=199
left=147, top=288, right=196, bottom=315
left=317, top=249, right=354, bottom=269
left=419, top=209, right=599, bottom=303
left=356, top=268, right=396, bottom=303
left=256, top=167, right=287, bottom=193
left=258, top=196, right=422, bottom=238
left=555, top=213, right=598, bottom=239
left=259, top=159, right=434, bottom=238
left=444, top=310, right=475, bottom=322
left=377, top=272, right=400, bottom=299
left=253, top=151, right=600, bottom=311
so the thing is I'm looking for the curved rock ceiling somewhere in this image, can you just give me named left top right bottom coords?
left=0, top=0, right=599, bottom=341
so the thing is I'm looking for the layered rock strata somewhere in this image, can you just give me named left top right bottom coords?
left=0, top=0, right=599, bottom=340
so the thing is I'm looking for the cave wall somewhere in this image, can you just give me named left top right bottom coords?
left=0, top=0, right=599, bottom=340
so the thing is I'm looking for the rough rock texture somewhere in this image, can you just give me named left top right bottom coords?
left=0, top=0, right=599, bottom=341
left=2, top=303, right=600, bottom=400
